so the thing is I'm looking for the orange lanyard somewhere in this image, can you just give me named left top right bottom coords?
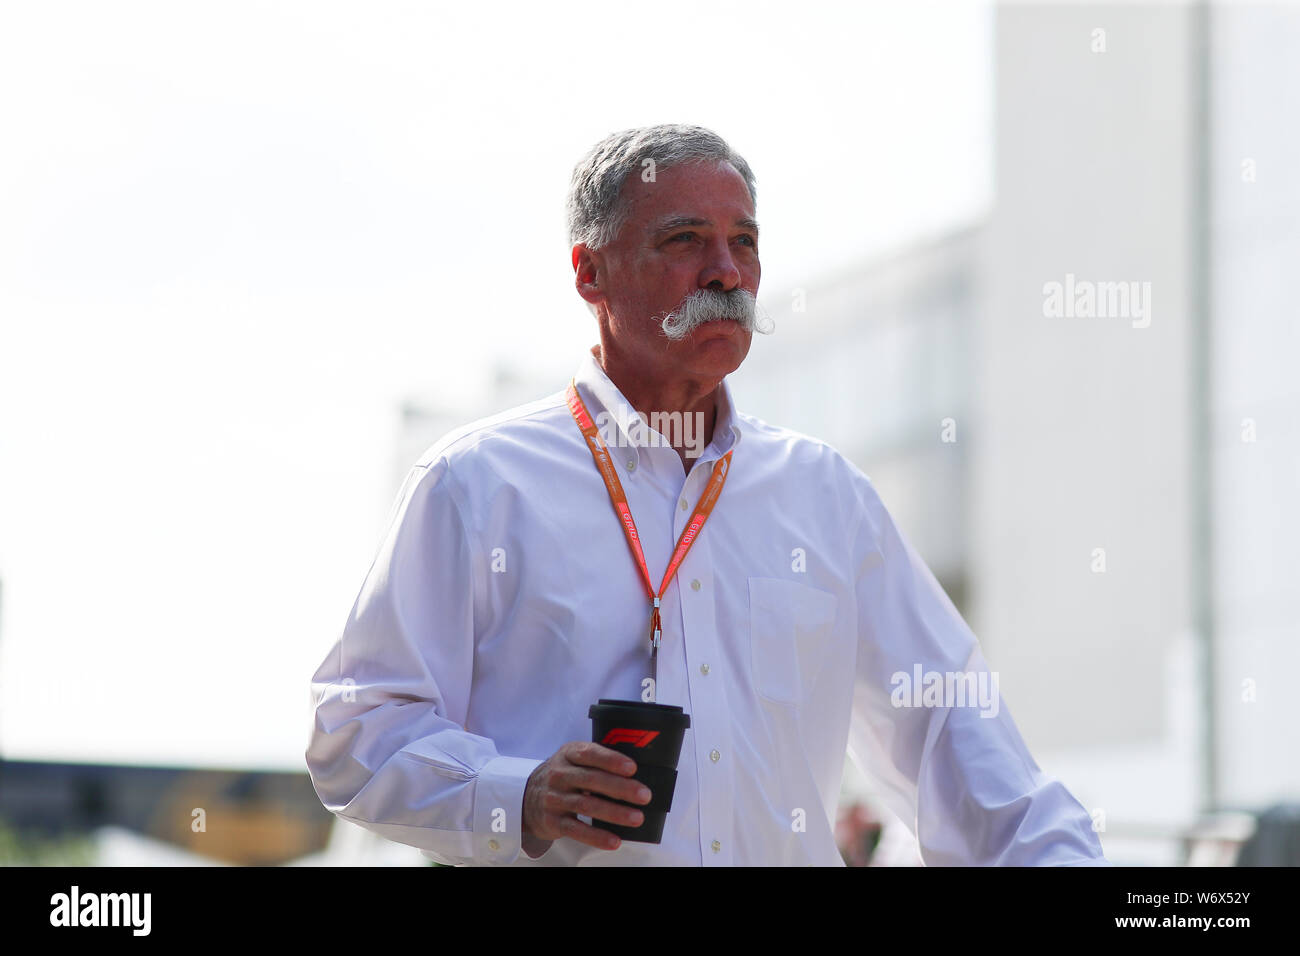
left=566, top=380, right=733, bottom=656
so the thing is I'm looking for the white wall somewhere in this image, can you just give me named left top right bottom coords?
left=1208, top=3, right=1300, bottom=810
left=975, top=4, right=1201, bottom=833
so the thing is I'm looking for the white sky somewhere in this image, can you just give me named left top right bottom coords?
left=0, top=0, right=991, bottom=769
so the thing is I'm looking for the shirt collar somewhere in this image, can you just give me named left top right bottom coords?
left=571, top=348, right=743, bottom=464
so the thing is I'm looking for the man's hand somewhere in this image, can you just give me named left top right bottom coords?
left=521, top=741, right=652, bottom=853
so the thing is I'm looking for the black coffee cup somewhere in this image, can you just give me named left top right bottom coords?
left=587, top=699, right=691, bottom=844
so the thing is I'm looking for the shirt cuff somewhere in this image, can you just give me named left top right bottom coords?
left=472, top=755, right=544, bottom=865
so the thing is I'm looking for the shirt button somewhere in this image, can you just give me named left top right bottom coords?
left=626, top=460, right=636, bottom=472
left=690, top=579, right=701, bottom=591
left=700, top=663, right=710, bottom=675
left=711, top=840, right=722, bottom=853
left=679, top=497, right=688, bottom=511
left=488, top=839, right=500, bottom=851
left=710, top=749, right=720, bottom=763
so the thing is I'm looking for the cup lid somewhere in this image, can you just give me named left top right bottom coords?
left=595, top=698, right=684, bottom=713
left=589, top=698, right=691, bottom=728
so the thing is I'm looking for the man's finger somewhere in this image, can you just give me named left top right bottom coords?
left=564, top=767, right=652, bottom=805
left=563, top=792, right=646, bottom=828
left=558, top=813, right=621, bottom=851
left=566, top=741, right=637, bottom=775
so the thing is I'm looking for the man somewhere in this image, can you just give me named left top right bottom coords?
left=305, top=124, right=1108, bottom=866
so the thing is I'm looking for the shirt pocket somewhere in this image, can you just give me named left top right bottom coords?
left=748, top=577, right=839, bottom=705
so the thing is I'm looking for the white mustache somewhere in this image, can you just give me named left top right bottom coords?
left=659, top=288, right=775, bottom=341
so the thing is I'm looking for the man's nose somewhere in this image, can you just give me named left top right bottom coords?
left=699, top=239, right=742, bottom=291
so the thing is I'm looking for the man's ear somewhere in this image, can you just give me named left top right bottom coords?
left=572, top=244, right=604, bottom=307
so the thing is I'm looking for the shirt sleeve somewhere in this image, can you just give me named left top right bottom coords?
left=304, top=457, right=543, bottom=866
left=845, top=471, right=1109, bottom=866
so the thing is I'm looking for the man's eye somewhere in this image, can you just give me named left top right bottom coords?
left=736, top=235, right=757, bottom=247
left=671, top=232, right=696, bottom=242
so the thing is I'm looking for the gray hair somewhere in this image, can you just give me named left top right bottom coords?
left=566, top=124, right=757, bottom=250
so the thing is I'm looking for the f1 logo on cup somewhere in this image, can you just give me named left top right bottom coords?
left=601, top=728, right=660, bottom=747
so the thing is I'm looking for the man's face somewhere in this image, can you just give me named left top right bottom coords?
left=574, top=159, right=761, bottom=384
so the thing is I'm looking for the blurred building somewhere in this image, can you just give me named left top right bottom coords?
left=1203, top=1, right=1300, bottom=821
left=977, top=1, right=1298, bottom=863
left=0, top=759, right=333, bottom=865
left=972, top=2, right=1206, bottom=861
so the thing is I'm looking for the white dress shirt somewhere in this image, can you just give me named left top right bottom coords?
left=305, top=350, right=1109, bottom=866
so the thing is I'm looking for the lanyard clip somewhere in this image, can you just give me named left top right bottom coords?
left=650, top=597, right=661, bottom=653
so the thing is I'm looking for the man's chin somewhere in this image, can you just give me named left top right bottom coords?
left=683, top=326, right=751, bottom=374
